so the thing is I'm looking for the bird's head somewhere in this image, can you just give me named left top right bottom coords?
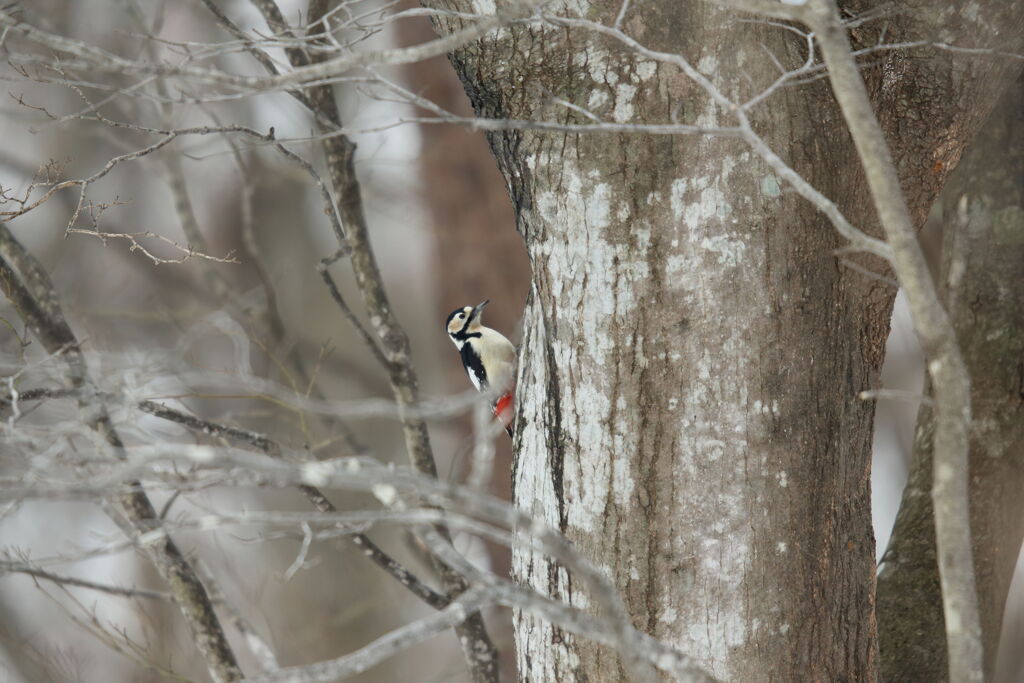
left=446, top=299, right=489, bottom=346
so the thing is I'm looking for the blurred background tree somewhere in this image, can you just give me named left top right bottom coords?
left=0, top=1, right=1021, bottom=682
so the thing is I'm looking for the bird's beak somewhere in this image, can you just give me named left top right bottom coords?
left=472, top=299, right=490, bottom=319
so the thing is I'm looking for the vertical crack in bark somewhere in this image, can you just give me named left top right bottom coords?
left=540, top=302, right=568, bottom=534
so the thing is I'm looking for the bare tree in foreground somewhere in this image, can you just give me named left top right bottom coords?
left=878, top=74, right=1024, bottom=682
left=0, top=0, right=1022, bottom=681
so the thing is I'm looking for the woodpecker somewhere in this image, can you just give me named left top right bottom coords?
left=446, top=300, right=516, bottom=437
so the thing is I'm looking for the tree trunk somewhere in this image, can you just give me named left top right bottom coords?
left=877, top=74, right=1024, bottom=683
left=428, top=1, right=1023, bottom=679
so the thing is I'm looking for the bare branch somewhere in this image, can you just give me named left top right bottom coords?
left=289, top=0, right=501, bottom=675
left=66, top=227, right=239, bottom=266
left=542, top=13, right=893, bottom=260
left=138, top=398, right=450, bottom=611
left=0, top=222, right=243, bottom=683
left=804, top=1, right=981, bottom=679
left=245, top=587, right=491, bottom=683
left=1, top=562, right=170, bottom=600
left=1, top=439, right=720, bottom=681
left=0, top=7, right=519, bottom=94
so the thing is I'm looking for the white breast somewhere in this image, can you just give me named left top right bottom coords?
left=476, top=327, right=517, bottom=391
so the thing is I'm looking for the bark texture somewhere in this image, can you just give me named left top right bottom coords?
left=877, top=76, right=1024, bottom=683
left=428, top=1, right=1023, bottom=679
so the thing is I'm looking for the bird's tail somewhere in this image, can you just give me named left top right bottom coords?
left=493, top=391, right=514, bottom=439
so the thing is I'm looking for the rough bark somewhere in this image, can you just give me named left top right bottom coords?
left=807, top=1, right=987, bottom=678
left=427, top=0, right=1023, bottom=679
left=877, top=75, right=1024, bottom=683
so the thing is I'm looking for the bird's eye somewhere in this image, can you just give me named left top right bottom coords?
left=458, top=313, right=465, bottom=318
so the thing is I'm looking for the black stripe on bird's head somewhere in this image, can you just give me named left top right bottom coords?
left=446, top=300, right=489, bottom=343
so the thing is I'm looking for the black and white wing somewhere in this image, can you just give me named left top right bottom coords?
left=460, top=342, right=488, bottom=391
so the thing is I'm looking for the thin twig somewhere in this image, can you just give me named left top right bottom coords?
left=138, top=398, right=449, bottom=610
left=287, top=0, right=500, bottom=676
left=0, top=7, right=519, bottom=93
left=1, top=564, right=170, bottom=600
left=0, top=222, right=243, bottom=683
